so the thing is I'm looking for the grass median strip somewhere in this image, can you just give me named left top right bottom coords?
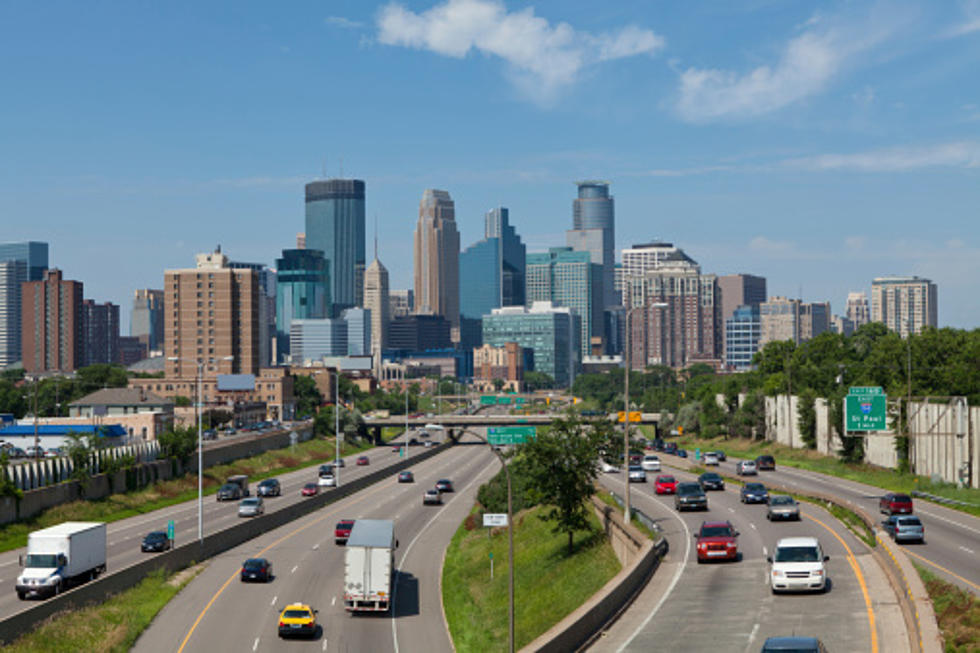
left=0, top=434, right=376, bottom=553
left=5, top=565, right=201, bottom=652
left=914, top=563, right=980, bottom=652
left=443, top=504, right=621, bottom=652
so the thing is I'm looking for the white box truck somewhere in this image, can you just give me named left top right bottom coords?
left=16, top=521, right=107, bottom=600
left=343, top=519, right=397, bottom=612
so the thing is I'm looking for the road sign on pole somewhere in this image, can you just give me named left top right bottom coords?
left=617, top=411, right=642, bottom=423
left=167, top=519, right=175, bottom=543
left=487, top=426, right=536, bottom=445
left=483, top=513, right=508, bottom=527
left=845, top=386, right=888, bottom=432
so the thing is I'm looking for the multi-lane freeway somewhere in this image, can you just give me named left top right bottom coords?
left=133, top=432, right=494, bottom=652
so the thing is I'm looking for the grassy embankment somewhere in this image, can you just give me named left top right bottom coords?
left=4, top=566, right=200, bottom=652
left=443, top=505, right=621, bottom=652
left=642, top=428, right=980, bottom=518
left=0, top=431, right=389, bottom=553
left=915, top=565, right=980, bottom=652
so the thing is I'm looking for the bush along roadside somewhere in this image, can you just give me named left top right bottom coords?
left=914, top=564, right=980, bottom=652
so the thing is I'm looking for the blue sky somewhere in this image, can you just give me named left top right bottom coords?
left=1, top=1, right=978, bottom=328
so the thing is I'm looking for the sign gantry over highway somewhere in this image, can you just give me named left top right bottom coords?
left=487, top=426, right=537, bottom=445
left=845, top=386, right=888, bottom=433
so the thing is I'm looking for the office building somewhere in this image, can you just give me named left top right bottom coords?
left=718, top=274, right=767, bottom=360
left=164, top=248, right=259, bottom=379
left=22, top=269, right=84, bottom=374
left=117, top=336, right=147, bottom=366
left=460, top=206, right=526, bottom=322
left=473, top=342, right=528, bottom=391
left=485, top=207, right=526, bottom=307
left=846, top=292, right=870, bottom=329
left=414, top=189, right=460, bottom=331
left=0, top=260, right=27, bottom=368
left=622, top=245, right=720, bottom=369
left=759, top=297, right=830, bottom=346
left=304, top=179, right=366, bottom=315
left=725, top=305, right=761, bottom=370
left=482, top=302, right=580, bottom=387
left=567, top=181, right=615, bottom=313
left=0, top=241, right=48, bottom=281
left=363, top=256, right=390, bottom=357
left=131, top=289, right=165, bottom=352
left=290, top=318, right=348, bottom=362
left=81, top=300, right=120, bottom=366
left=830, top=315, right=855, bottom=337
left=388, top=314, right=452, bottom=352
left=800, top=302, right=830, bottom=341
left=871, top=276, right=938, bottom=336
left=342, top=307, right=370, bottom=356
left=389, top=289, right=414, bottom=317
left=526, top=247, right=601, bottom=360
left=229, top=260, right=277, bottom=368
left=275, top=248, right=329, bottom=363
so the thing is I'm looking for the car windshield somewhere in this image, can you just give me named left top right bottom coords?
left=241, top=499, right=258, bottom=506
left=896, top=517, right=922, bottom=526
left=701, top=474, right=721, bottom=481
left=678, top=484, right=702, bottom=495
left=24, top=554, right=60, bottom=567
left=243, top=559, right=265, bottom=569
left=659, top=477, right=675, bottom=484
left=220, top=484, right=236, bottom=492
left=701, top=525, right=733, bottom=537
left=283, top=609, right=311, bottom=619
left=774, top=546, right=821, bottom=562
left=145, top=532, right=166, bottom=541
left=892, top=494, right=912, bottom=503
left=746, top=483, right=766, bottom=492
left=304, top=483, right=316, bottom=489
left=260, top=480, right=276, bottom=486
left=770, top=496, right=794, bottom=505
left=629, top=466, right=643, bottom=472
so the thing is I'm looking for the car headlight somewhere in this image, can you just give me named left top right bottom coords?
left=43, top=576, right=59, bottom=585
left=812, top=570, right=824, bottom=577
left=772, top=570, right=784, bottom=578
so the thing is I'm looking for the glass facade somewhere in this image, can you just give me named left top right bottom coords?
left=0, top=241, right=48, bottom=281
left=290, top=318, right=347, bottom=362
left=485, top=207, right=525, bottom=307
left=525, top=247, right=600, bottom=360
left=482, top=303, right=580, bottom=387
left=726, top=304, right=760, bottom=370
left=459, top=237, right=501, bottom=320
left=569, top=182, right=614, bottom=312
left=276, top=249, right=329, bottom=363
left=341, top=307, right=371, bottom=356
left=305, top=179, right=365, bottom=316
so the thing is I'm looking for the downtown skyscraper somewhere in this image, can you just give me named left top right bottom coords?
left=414, top=189, right=460, bottom=332
left=0, top=241, right=48, bottom=369
left=304, top=179, right=366, bottom=316
left=567, top=181, right=615, bottom=312
left=459, top=206, right=526, bottom=321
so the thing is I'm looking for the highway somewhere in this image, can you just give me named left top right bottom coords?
left=714, top=452, right=980, bottom=597
left=595, top=462, right=906, bottom=652
left=0, top=430, right=449, bottom=620
left=133, top=433, right=495, bottom=653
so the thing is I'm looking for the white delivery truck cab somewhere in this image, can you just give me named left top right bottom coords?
left=16, top=521, right=107, bottom=599
left=343, top=519, right=397, bottom=612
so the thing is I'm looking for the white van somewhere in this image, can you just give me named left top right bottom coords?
left=767, top=536, right=829, bottom=593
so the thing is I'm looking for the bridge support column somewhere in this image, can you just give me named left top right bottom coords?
left=370, top=426, right=383, bottom=445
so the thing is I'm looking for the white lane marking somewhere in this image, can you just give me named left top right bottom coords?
left=616, top=486, right=692, bottom=653
left=959, top=546, right=975, bottom=555
left=291, top=565, right=298, bottom=574
left=744, top=623, right=760, bottom=653
left=313, top=544, right=319, bottom=550
left=331, top=596, right=336, bottom=606
left=323, top=639, right=328, bottom=651
left=271, top=596, right=277, bottom=606
left=252, top=637, right=259, bottom=651
left=728, top=507, right=735, bottom=513
left=750, top=523, right=757, bottom=530
left=762, top=546, right=768, bottom=557
left=0, top=560, right=18, bottom=567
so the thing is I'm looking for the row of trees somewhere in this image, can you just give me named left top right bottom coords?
left=0, top=364, right=130, bottom=418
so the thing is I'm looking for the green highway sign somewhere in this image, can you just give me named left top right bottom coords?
left=487, top=426, right=537, bottom=445
left=848, top=386, right=884, bottom=396
left=480, top=395, right=497, bottom=405
left=497, top=396, right=512, bottom=405
left=845, top=392, right=888, bottom=432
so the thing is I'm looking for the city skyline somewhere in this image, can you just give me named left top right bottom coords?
left=1, top=2, right=978, bottom=328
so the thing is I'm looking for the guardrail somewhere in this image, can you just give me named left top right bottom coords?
left=910, top=490, right=979, bottom=509
left=0, top=441, right=450, bottom=646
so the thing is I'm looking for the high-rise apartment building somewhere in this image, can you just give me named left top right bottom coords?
left=165, top=248, right=258, bottom=379
left=275, top=249, right=329, bottom=363
left=717, top=273, right=767, bottom=363
left=22, top=269, right=83, bottom=374
left=390, top=290, right=414, bottom=317
left=131, top=289, right=165, bottom=351
left=304, top=179, right=366, bottom=316
left=846, top=292, right=870, bottom=329
left=229, top=260, right=276, bottom=369
left=414, top=189, right=460, bottom=331
left=525, top=247, right=601, bottom=360
left=363, top=257, right=390, bottom=356
left=799, top=302, right=830, bottom=341
left=759, top=297, right=830, bottom=346
left=0, top=260, right=27, bottom=368
left=871, top=276, right=938, bottom=336
left=726, top=304, right=761, bottom=370
left=82, top=300, right=120, bottom=366
left=567, top=181, right=615, bottom=313
left=0, top=242, right=48, bottom=369
left=830, top=314, right=855, bottom=337
left=459, top=207, right=526, bottom=321
left=482, top=302, right=580, bottom=387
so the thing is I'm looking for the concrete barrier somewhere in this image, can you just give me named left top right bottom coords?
left=0, top=441, right=448, bottom=646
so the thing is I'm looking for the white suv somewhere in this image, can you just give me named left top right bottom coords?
left=768, top=536, right=829, bottom=593
left=641, top=455, right=661, bottom=472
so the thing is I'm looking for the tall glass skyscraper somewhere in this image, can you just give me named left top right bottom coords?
left=0, top=241, right=48, bottom=281
left=726, top=304, right=761, bottom=370
left=485, top=207, right=526, bottom=307
left=414, top=189, right=460, bottom=330
left=0, top=241, right=48, bottom=369
left=525, top=247, right=601, bottom=360
left=276, top=249, right=329, bottom=363
left=460, top=206, right=526, bottom=321
left=567, top=182, right=615, bottom=312
left=304, top=179, right=365, bottom=316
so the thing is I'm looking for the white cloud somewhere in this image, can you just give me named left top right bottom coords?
left=944, top=0, right=980, bottom=37
left=326, top=16, right=364, bottom=29
left=675, top=10, right=896, bottom=122
left=852, top=86, right=875, bottom=107
left=376, top=0, right=664, bottom=104
left=641, top=165, right=734, bottom=177
left=783, top=141, right=980, bottom=171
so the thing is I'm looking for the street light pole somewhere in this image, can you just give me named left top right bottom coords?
left=405, top=387, right=409, bottom=461
left=335, top=370, right=341, bottom=487
left=624, top=308, right=632, bottom=525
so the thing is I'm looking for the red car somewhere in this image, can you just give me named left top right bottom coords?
left=356, top=455, right=370, bottom=466
left=301, top=483, right=318, bottom=497
left=695, top=521, right=739, bottom=563
left=880, top=492, right=914, bottom=515
left=654, top=475, right=677, bottom=494
left=335, top=519, right=355, bottom=544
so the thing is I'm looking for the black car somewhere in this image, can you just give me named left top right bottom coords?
left=257, top=478, right=281, bottom=497
left=675, top=482, right=708, bottom=511
left=676, top=449, right=688, bottom=458
left=435, top=479, right=454, bottom=492
left=240, top=557, right=273, bottom=582
left=698, top=472, right=725, bottom=491
left=755, top=455, right=776, bottom=471
left=141, top=531, right=171, bottom=553
left=711, top=450, right=727, bottom=462
left=740, top=482, right=769, bottom=504
left=398, top=471, right=414, bottom=483
left=663, top=442, right=678, bottom=455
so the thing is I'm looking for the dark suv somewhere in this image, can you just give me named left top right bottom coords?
left=216, top=482, right=243, bottom=501
left=698, top=472, right=725, bottom=491
left=755, top=455, right=776, bottom=471
left=675, top=482, right=708, bottom=511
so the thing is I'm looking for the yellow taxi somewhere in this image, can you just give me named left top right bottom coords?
left=277, top=602, right=317, bottom=638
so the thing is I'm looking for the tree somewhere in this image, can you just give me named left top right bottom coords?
left=293, top=375, right=323, bottom=418
left=522, top=415, right=611, bottom=554
left=797, top=388, right=818, bottom=449
left=174, top=396, right=192, bottom=408
left=523, top=371, right=556, bottom=391
left=157, top=426, right=198, bottom=464
left=493, top=378, right=505, bottom=391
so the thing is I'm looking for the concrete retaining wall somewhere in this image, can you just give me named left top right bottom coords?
left=0, top=440, right=447, bottom=646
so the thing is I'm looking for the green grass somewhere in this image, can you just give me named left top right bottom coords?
left=5, top=566, right=200, bottom=652
left=0, top=434, right=376, bottom=553
left=915, top=564, right=980, bottom=652
left=443, top=504, right=621, bottom=652
left=825, top=503, right=876, bottom=548
left=594, top=490, right=658, bottom=541
left=652, top=432, right=980, bottom=517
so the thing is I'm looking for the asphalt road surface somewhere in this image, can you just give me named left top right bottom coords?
left=133, top=433, right=495, bottom=653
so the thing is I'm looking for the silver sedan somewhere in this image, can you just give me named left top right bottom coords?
left=238, top=497, right=265, bottom=517
left=766, top=495, right=800, bottom=521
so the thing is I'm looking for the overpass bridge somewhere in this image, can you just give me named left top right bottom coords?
left=362, top=412, right=668, bottom=440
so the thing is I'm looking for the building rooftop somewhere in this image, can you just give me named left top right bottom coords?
left=69, top=388, right=171, bottom=407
